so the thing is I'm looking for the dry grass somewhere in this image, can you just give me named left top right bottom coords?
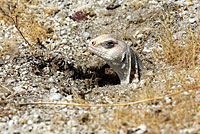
left=101, top=25, right=200, bottom=133
left=154, top=23, right=200, bottom=68
left=0, top=0, right=54, bottom=55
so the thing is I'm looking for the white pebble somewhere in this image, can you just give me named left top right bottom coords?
left=60, top=29, right=66, bottom=35
left=136, top=34, right=144, bottom=39
left=13, top=86, right=25, bottom=92
left=67, top=120, right=79, bottom=126
left=4, top=33, right=9, bottom=39
left=27, top=120, right=33, bottom=125
left=179, top=128, right=195, bottom=133
left=48, top=77, right=54, bottom=82
left=83, top=32, right=90, bottom=38
left=164, top=97, right=172, bottom=104
left=50, top=93, right=62, bottom=101
left=126, top=15, right=132, bottom=20
left=66, top=95, right=73, bottom=101
left=8, top=120, right=14, bottom=127
left=143, top=47, right=152, bottom=53
left=184, top=91, right=189, bottom=95
left=189, top=18, right=196, bottom=23
left=136, top=124, right=147, bottom=134
left=33, top=114, right=39, bottom=118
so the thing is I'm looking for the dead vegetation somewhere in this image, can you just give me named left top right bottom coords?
left=0, top=0, right=200, bottom=133
left=154, top=23, right=200, bottom=68
left=0, top=0, right=54, bottom=56
left=100, top=23, right=200, bottom=133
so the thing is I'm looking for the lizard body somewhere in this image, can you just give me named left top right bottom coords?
left=88, top=34, right=143, bottom=84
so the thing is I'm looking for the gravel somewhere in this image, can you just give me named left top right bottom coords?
left=0, top=0, right=200, bottom=133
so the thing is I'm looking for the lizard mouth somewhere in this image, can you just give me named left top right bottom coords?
left=88, top=47, right=114, bottom=61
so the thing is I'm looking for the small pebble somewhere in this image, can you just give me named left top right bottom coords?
left=0, top=58, right=4, bottom=65
left=189, top=18, right=196, bottom=23
left=136, top=124, right=148, bottom=134
left=164, top=97, right=172, bottom=104
left=48, top=77, right=54, bottom=82
left=50, top=93, right=62, bottom=101
left=27, top=120, right=33, bottom=125
left=83, top=32, right=90, bottom=38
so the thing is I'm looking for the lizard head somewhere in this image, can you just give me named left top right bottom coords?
left=88, top=34, right=127, bottom=62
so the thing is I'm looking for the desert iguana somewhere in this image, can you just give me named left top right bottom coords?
left=88, top=34, right=143, bottom=84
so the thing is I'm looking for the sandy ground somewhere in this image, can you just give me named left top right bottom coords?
left=0, top=0, right=200, bottom=133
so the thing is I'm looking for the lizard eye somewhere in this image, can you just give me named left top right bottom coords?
left=91, top=41, right=96, bottom=46
left=104, top=41, right=115, bottom=48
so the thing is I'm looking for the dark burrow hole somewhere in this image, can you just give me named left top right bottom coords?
left=71, top=64, right=120, bottom=87
left=17, top=55, right=120, bottom=87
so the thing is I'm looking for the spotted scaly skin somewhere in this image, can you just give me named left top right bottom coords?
left=88, top=34, right=143, bottom=84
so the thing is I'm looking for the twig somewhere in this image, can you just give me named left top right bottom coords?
left=0, top=6, right=31, bottom=46
left=0, top=84, right=12, bottom=92
left=19, top=86, right=199, bottom=107
left=36, top=38, right=46, bottom=49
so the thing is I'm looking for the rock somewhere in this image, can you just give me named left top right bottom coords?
left=136, top=124, right=148, bottom=134
left=0, top=58, right=4, bottom=66
left=164, top=97, right=172, bottom=104
left=179, top=128, right=195, bottom=133
left=83, top=32, right=90, bottom=38
left=50, top=93, right=62, bottom=101
left=189, top=18, right=196, bottom=23
left=48, top=77, right=54, bottom=82
left=128, top=124, right=148, bottom=134
left=13, top=86, right=25, bottom=92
